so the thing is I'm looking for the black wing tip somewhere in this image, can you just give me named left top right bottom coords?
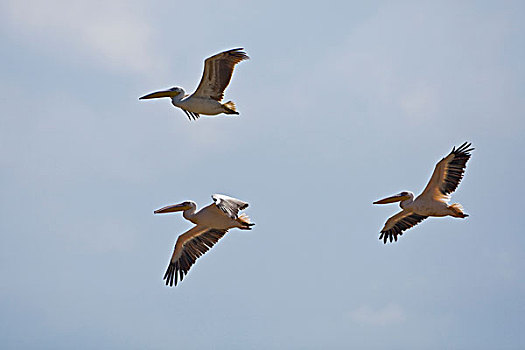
left=452, top=141, right=475, bottom=155
left=225, top=48, right=250, bottom=60
left=163, top=262, right=185, bottom=287
left=379, top=231, right=400, bottom=244
left=163, top=263, right=176, bottom=287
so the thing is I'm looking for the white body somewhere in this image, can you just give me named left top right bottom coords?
left=400, top=192, right=460, bottom=217
left=173, top=94, right=226, bottom=115
left=184, top=203, right=248, bottom=229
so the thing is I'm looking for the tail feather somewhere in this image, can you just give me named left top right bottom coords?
left=237, top=213, right=254, bottom=229
left=450, top=203, right=468, bottom=218
left=223, top=101, right=239, bottom=115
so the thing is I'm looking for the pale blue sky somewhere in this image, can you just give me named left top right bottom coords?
left=1, top=0, right=524, bottom=349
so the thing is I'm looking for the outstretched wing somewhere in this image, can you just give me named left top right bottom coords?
left=420, top=142, right=474, bottom=201
left=212, top=194, right=249, bottom=220
left=379, top=210, right=428, bottom=244
left=192, top=48, right=249, bottom=101
left=164, top=226, right=228, bottom=287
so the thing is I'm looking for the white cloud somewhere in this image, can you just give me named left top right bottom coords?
left=350, top=303, right=407, bottom=326
left=2, top=0, right=167, bottom=76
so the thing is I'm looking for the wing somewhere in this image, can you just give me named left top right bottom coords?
left=420, top=142, right=474, bottom=201
left=212, top=194, right=249, bottom=220
left=164, top=226, right=228, bottom=287
left=379, top=210, right=428, bottom=244
left=181, top=108, right=200, bottom=121
left=192, top=48, right=249, bottom=101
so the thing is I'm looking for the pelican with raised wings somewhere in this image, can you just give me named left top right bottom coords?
left=139, top=48, right=249, bottom=120
left=374, top=142, right=474, bottom=244
left=154, top=194, right=254, bottom=286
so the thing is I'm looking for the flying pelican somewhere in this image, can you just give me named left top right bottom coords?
left=154, top=194, right=254, bottom=286
left=139, top=48, right=249, bottom=120
left=374, top=142, right=474, bottom=244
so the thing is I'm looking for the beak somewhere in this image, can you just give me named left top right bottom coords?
left=373, top=193, right=411, bottom=204
left=154, top=203, right=189, bottom=214
left=139, top=89, right=179, bottom=100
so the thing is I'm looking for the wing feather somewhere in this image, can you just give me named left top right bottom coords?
left=164, top=226, right=228, bottom=287
left=420, top=142, right=474, bottom=200
left=182, top=109, right=200, bottom=121
left=379, top=211, right=428, bottom=244
left=212, top=194, right=249, bottom=220
left=192, top=48, right=249, bottom=101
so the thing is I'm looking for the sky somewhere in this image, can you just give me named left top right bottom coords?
left=1, top=0, right=524, bottom=349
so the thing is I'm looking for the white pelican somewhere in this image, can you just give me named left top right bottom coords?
left=374, top=142, right=474, bottom=244
left=139, top=48, right=249, bottom=120
left=154, top=194, right=254, bottom=286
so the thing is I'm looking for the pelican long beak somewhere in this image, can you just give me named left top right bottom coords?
left=154, top=203, right=190, bottom=214
left=139, top=89, right=179, bottom=100
left=373, top=193, right=411, bottom=204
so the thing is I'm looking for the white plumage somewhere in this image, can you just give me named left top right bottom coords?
left=154, top=194, right=254, bottom=286
left=140, top=48, right=249, bottom=120
left=374, top=142, right=474, bottom=243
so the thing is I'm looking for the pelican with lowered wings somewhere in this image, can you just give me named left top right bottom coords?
left=374, top=142, right=474, bottom=244
left=154, top=194, right=254, bottom=286
left=140, top=48, right=249, bottom=120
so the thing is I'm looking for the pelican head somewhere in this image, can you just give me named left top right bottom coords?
left=373, top=191, right=414, bottom=205
left=139, top=87, right=184, bottom=100
left=154, top=201, right=195, bottom=214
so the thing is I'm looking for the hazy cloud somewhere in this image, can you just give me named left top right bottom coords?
left=318, top=1, right=523, bottom=134
left=2, top=0, right=167, bottom=76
